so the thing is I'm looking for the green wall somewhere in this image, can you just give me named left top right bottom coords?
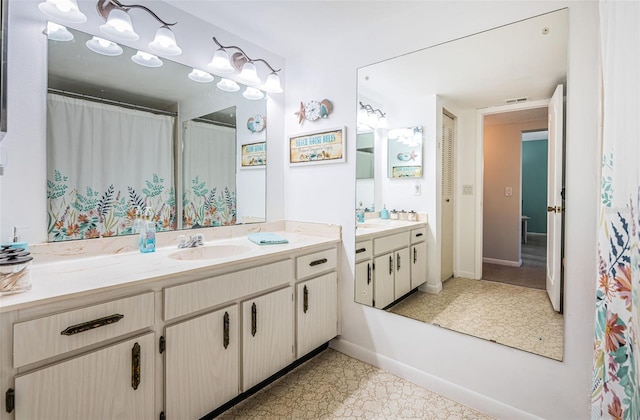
left=522, top=139, right=548, bottom=234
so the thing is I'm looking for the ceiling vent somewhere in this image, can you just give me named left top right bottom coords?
left=504, top=97, right=530, bottom=104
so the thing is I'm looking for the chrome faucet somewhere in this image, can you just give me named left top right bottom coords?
left=177, top=233, right=204, bottom=248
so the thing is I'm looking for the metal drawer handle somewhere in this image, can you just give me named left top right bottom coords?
left=309, top=258, right=328, bottom=267
left=389, top=255, right=393, bottom=275
left=415, top=233, right=424, bottom=237
left=356, top=248, right=367, bottom=254
left=251, top=303, right=257, bottom=337
left=397, top=253, right=401, bottom=271
left=131, top=342, right=141, bottom=390
left=367, top=263, right=371, bottom=284
left=414, top=247, right=417, bottom=264
left=60, top=313, right=124, bottom=336
left=303, top=285, right=309, bottom=313
left=223, top=311, right=230, bottom=349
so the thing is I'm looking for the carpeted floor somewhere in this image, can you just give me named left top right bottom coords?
left=482, top=234, right=546, bottom=290
left=219, top=349, right=493, bottom=419
left=388, top=277, right=563, bottom=360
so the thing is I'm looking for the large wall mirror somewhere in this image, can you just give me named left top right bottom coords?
left=46, top=27, right=266, bottom=241
left=355, top=9, right=567, bottom=361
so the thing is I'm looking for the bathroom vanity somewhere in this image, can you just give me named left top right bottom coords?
left=355, top=219, right=427, bottom=309
left=0, top=221, right=340, bottom=420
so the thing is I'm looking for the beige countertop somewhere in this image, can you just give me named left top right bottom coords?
left=355, top=218, right=427, bottom=240
left=0, top=221, right=340, bottom=313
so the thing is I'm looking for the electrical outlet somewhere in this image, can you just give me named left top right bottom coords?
left=413, top=184, right=421, bottom=196
left=462, top=185, right=474, bottom=195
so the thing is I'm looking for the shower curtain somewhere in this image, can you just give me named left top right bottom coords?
left=182, top=120, right=236, bottom=228
left=46, top=93, right=175, bottom=241
left=592, top=1, right=640, bottom=418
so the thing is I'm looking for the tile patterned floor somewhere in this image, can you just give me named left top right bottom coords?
left=219, top=349, right=492, bottom=419
left=388, top=277, right=563, bottom=360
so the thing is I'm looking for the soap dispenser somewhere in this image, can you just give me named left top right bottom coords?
left=380, top=205, right=389, bottom=220
left=139, top=208, right=156, bottom=253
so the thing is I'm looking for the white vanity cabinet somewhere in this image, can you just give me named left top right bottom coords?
left=373, top=231, right=410, bottom=308
left=164, top=305, right=239, bottom=420
left=410, top=227, right=428, bottom=289
left=14, top=333, right=155, bottom=420
left=242, top=287, right=294, bottom=390
left=354, top=240, right=373, bottom=306
left=10, top=292, right=156, bottom=420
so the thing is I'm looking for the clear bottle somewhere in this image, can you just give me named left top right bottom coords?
left=132, top=207, right=142, bottom=235
left=139, top=207, right=156, bottom=253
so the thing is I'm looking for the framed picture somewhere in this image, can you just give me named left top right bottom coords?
left=289, top=127, right=346, bottom=166
left=241, top=141, right=266, bottom=168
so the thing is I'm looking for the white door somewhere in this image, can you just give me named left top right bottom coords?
left=441, top=112, right=455, bottom=281
left=546, top=84, right=564, bottom=312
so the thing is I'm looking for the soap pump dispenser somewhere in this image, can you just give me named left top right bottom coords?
left=139, top=208, right=156, bottom=253
left=380, top=205, right=389, bottom=220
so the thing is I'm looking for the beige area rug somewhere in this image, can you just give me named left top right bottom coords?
left=219, top=349, right=492, bottom=419
left=388, top=277, right=563, bottom=360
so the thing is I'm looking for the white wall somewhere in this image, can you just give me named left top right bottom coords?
left=284, top=2, right=598, bottom=418
left=0, top=0, right=285, bottom=243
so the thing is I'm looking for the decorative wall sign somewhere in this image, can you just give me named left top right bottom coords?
left=289, top=127, right=345, bottom=166
left=391, top=166, right=422, bottom=178
left=295, top=99, right=333, bottom=125
left=241, top=142, right=266, bottom=167
left=247, top=114, right=266, bottom=133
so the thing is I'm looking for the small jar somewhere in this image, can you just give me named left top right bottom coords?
left=389, top=210, right=399, bottom=220
left=408, top=211, right=417, bottom=221
left=0, top=246, right=33, bottom=296
left=399, top=210, right=409, bottom=221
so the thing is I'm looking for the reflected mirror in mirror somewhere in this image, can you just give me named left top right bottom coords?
left=46, top=27, right=266, bottom=242
left=356, top=131, right=375, bottom=211
left=387, top=126, right=423, bottom=178
left=355, top=9, right=567, bottom=361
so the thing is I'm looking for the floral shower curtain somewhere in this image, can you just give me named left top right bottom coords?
left=46, top=93, right=175, bottom=241
left=182, top=120, right=236, bottom=228
left=592, top=1, right=640, bottom=418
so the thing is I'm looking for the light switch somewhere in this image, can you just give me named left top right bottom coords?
left=413, top=184, right=421, bottom=196
left=505, top=187, right=513, bottom=197
left=462, top=185, right=474, bottom=195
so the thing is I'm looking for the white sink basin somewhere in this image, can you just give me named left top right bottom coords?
left=169, top=245, right=252, bottom=261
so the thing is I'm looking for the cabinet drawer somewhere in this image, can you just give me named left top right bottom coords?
left=411, top=227, right=427, bottom=244
left=374, top=231, right=410, bottom=255
left=164, top=259, right=292, bottom=321
left=355, top=240, right=372, bottom=262
left=296, top=247, right=337, bottom=280
left=13, top=292, right=154, bottom=368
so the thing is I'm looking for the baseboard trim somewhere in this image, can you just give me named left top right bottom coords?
left=455, top=270, right=478, bottom=279
left=330, top=338, right=540, bottom=420
left=482, top=257, right=522, bottom=267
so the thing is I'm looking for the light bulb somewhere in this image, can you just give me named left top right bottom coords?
left=216, top=78, right=240, bottom=92
left=100, top=9, right=139, bottom=41
left=148, top=26, right=182, bottom=56
left=242, top=87, right=264, bottom=101
left=207, top=49, right=235, bottom=74
left=262, top=72, right=283, bottom=93
left=46, top=22, right=74, bottom=41
left=38, top=0, right=87, bottom=23
left=131, top=51, right=163, bottom=68
left=86, top=36, right=123, bottom=56
left=188, top=69, right=214, bottom=83
left=237, top=61, right=261, bottom=86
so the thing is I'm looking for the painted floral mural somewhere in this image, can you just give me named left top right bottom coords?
left=47, top=170, right=176, bottom=241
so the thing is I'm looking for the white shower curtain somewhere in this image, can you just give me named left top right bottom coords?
left=592, top=1, right=640, bottom=418
left=182, top=120, right=236, bottom=228
left=46, top=93, right=175, bottom=241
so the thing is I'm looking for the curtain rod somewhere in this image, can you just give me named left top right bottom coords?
left=191, top=117, right=236, bottom=129
left=47, top=88, right=178, bottom=117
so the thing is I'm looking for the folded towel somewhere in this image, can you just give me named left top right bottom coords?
left=248, top=232, right=289, bottom=245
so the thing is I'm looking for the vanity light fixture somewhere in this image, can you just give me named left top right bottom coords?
left=242, top=87, right=265, bottom=101
left=131, top=50, right=163, bottom=68
left=38, top=0, right=87, bottom=24
left=45, top=22, right=74, bottom=41
left=86, top=36, right=123, bottom=56
left=97, top=0, right=181, bottom=55
left=358, top=102, right=388, bottom=129
left=208, top=37, right=283, bottom=93
left=217, top=78, right=240, bottom=93
left=188, top=69, right=214, bottom=83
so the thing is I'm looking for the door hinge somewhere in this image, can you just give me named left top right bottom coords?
left=5, top=388, right=14, bottom=413
left=159, top=336, right=166, bottom=354
left=159, top=411, right=166, bottom=420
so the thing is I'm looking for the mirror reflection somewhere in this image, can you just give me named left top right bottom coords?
left=355, top=9, right=567, bottom=360
left=46, top=27, right=266, bottom=242
left=387, top=126, right=423, bottom=178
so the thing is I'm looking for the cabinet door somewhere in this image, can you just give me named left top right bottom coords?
left=355, top=259, right=373, bottom=306
left=373, top=253, right=395, bottom=309
left=411, top=242, right=428, bottom=289
left=15, top=333, right=154, bottom=420
left=394, top=247, right=411, bottom=298
left=165, top=305, right=239, bottom=419
left=297, top=272, right=338, bottom=358
left=243, top=287, right=294, bottom=391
